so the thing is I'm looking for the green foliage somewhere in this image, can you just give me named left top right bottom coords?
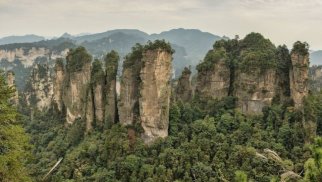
left=66, top=46, right=92, bottom=72
left=91, top=59, right=105, bottom=85
left=123, top=43, right=144, bottom=69
left=196, top=48, right=228, bottom=72
left=291, top=41, right=309, bottom=56
left=144, top=39, right=174, bottom=54
left=304, top=137, right=322, bottom=181
left=239, top=32, right=277, bottom=72
left=276, top=45, right=292, bottom=97
left=0, top=70, right=32, bottom=181
left=104, top=50, right=119, bottom=79
left=234, top=170, right=248, bottom=182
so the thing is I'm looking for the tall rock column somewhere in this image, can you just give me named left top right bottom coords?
left=53, top=58, right=65, bottom=112
left=139, top=46, right=173, bottom=143
left=6, top=71, right=19, bottom=105
left=289, top=42, right=309, bottom=109
left=90, top=60, right=106, bottom=128
left=233, top=33, right=277, bottom=114
left=175, top=67, right=192, bottom=102
left=118, top=46, right=142, bottom=126
left=63, top=47, right=92, bottom=124
left=104, top=51, right=119, bottom=126
left=24, top=63, right=54, bottom=112
left=195, top=48, right=230, bottom=100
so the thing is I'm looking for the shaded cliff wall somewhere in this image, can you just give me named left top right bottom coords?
left=53, top=58, right=65, bottom=112
left=104, top=51, right=119, bottom=126
left=175, top=67, right=192, bottom=102
left=6, top=71, right=19, bottom=105
left=119, top=45, right=143, bottom=126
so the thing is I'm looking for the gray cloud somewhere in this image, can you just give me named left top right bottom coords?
left=0, top=0, right=321, bottom=49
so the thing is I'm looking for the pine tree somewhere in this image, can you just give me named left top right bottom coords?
left=0, top=70, right=32, bottom=181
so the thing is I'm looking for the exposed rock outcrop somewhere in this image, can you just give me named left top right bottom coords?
left=62, top=47, right=92, bottom=124
left=175, top=67, right=192, bottom=102
left=309, top=65, right=322, bottom=92
left=289, top=43, right=309, bottom=109
left=139, top=49, right=173, bottom=143
left=234, top=69, right=276, bottom=113
left=6, top=71, right=19, bottom=105
left=53, top=58, right=65, bottom=112
left=195, top=48, right=230, bottom=100
left=119, top=45, right=142, bottom=126
left=119, top=41, right=173, bottom=143
left=274, top=46, right=292, bottom=103
left=90, top=60, right=106, bottom=128
left=104, top=51, right=119, bottom=125
left=25, top=63, right=54, bottom=111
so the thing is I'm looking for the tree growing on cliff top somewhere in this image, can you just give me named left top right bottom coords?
left=291, top=41, right=309, bottom=56
left=66, top=46, right=92, bottom=72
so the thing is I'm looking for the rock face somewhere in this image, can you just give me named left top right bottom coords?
left=6, top=71, right=19, bottom=105
left=234, top=69, right=276, bottom=113
left=309, top=65, right=322, bottom=92
left=289, top=51, right=309, bottom=109
left=62, top=47, right=92, bottom=124
left=25, top=63, right=54, bottom=111
left=85, top=88, right=94, bottom=131
left=195, top=49, right=230, bottom=100
left=139, top=49, right=172, bottom=143
left=90, top=60, right=106, bottom=128
left=104, top=51, right=119, bottom=125
left=175, top=67, right=192, bottom=102
left=119, top=46, right=142, bottom=126
left=53, top=59, right=65, bottom=112
left=119, top=41, right=173, bottom=143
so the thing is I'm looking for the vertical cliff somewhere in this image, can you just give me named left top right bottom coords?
left=175, top=67, right=192, bottom=102
left=89, top=59, right=106, bottom=128
left=119, top=45, right=143, bottom=126
left=62, top=47, right=92, bottom=124
left=53, top=58, right=65, bottom=112
left=195, top=46, right=230, bottom=100
left=119, top=41, right=173, bottom=143
left=233, top=33, right=277, bottom=113
left=6, top=71, right=19, bottom=105
left=139, top=42, right=173, bottom=143
left=309, top=65, right=322, bottom=92
left=289, top=42, right=309, bottom=109
left=275, top=45, right=292, bottom=102
left=85, top=87, right=94, bottom=131
left=25, top=63, right=53, bottom=111
left=104, top=51, right=119, bottom=126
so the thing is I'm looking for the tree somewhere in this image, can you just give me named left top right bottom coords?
left=0, top=70, right=32, bottom=181
left=304, top=137, right=322, bottom=181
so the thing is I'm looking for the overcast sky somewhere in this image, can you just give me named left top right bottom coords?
left=0, top=0, right=322, bottom=50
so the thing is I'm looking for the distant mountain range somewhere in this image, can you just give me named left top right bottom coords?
left=0, top=28, right=223, bottom=89
left=0, top=34, right=45, bottom=45
left=1, top=29, right=321, bottom=90
left=311, top=50, right=322, bottom=65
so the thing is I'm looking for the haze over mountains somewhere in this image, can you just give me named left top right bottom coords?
left=0, top=28, right=321, bottom=91
left=0, top=28, right=223, bottom=89
left=1, top=29, right=321, bottom=67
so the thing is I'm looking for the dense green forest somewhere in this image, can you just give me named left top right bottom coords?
left=1, top=36, right=322, bottom=182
